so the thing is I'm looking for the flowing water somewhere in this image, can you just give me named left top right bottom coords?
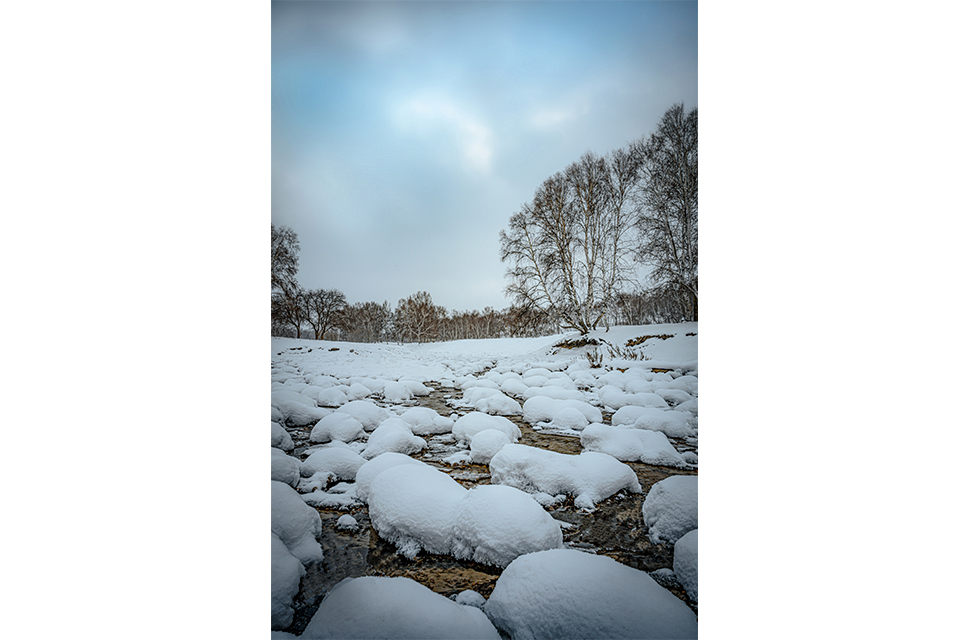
left=283, top=380, right=698, bottom=635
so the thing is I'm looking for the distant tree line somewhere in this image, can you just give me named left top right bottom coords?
left=500, top=103, right=697, bottom=333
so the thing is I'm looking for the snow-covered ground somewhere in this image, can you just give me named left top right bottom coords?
left=271, top=323, right=698, bottom=638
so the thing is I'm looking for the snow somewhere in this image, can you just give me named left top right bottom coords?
left=315, top=387, right=348, bottom=407
left=450, top=484, right=563, bottom=567
left=489, top=444, right=642, bottom=509
left=580, top=424, right=688, bottom=467
left=271, top=387, right=330, bottom=426
left=362, top=418, right=428, bottom=459
left=611, top=405, right=696, bottom=438
left=642, top=475, right=698, bottom=544
left=598, top=385, right=669, bottom=410
left=547, top=406, right=589, bottom=431
left=484, top=549, right=698, bottom=639
left=271, top=421, right=294, bottom=451
left=469, top=428, right=512, bottom=464
left=460, top=387, right=522, bottom=415
left=271, top=480, right=324, bottom=565
left=522, top=396, right=602, bottom=425
left=355, top=452, right=430, bottom=503
left=301, top=576, right=500, bottom=640
left=674, top=529, right=698, bottom=603
left=300, top=445, right=367, bottom=482
left=309, top=412, right=366, bottom=444
left=397, top=406, right=454, bottom=435
left=454, top=590, right=486, bottom=609
left=335, top=400, right=390, bottom=431
left=383, top=380, right=414, bottom=403
left=271, top=447, right=301, bottom=487
left=367, top=463, right=467, bottom=559
left=452, top=411, right=521, bottom=445
left=271, top=532, right=305, bottom=630
left=335, top=514, right=361, bottom=532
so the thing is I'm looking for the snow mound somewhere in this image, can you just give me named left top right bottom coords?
left=355, top=453, right=430, bottom=503
left=452, top=412, right=520, bottom=445
left=489, top=444, right=641, bottom=509
left=383, top=380, right=413, bottom=403
left=580, top=424, right=687, bottom=467
left=301, top=483, right=361, bottom=510
left=309, top=412, right=366, bottom=444
left=673, top=529, right=698, bottom=603
left=368, top=463, right=467, bottom=559
left=522, top=396, right=602, bottom=425
left=469, top=429, right=512, bottom=464
left=362, top=418, right=428, bottom=459
left=598, top=385, right=669, bottom=410
left=301, top=576, right=500, bottom=640
left=271, top=481, right=323, bottom=564
left=522, top=385, right=585, bottom=401
left=461, top=387, right=522, bottom=415
left=315, top=387, right=348, bottom=408
left=301, top=446, right=367, bottom=482
left=485, top=548, right=698, bottom=639
left=450, top=484, right=563, bottom=568
left=336, top=400, right=390, bottom=431
left=547, top=407, right=589, bottom=431
left=271, top=532, right=305, bottom=630
left=272, top=422, right=294, bottom=451
left=336, top=514, right=361, bottom=532
left=398, top=406, right=454, bottom=435
left=271, top=448, right=301, bottom=487
left=642, top=475, right=698, bottom=544
left=612, top=406, right=695, bottom=438
left=272, top=388, right=330, bottom=426
left=455, top=589, right=486, bottom=609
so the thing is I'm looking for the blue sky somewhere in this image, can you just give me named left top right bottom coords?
left=272, top=0, right=698, bottom=311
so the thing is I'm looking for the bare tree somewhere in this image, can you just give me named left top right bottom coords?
left=272, top=286, right=309, bottom=338
left=271, top=224, right=300, bottom=294
left=499, top=151, right=638, bottom=334
left=305, top=288, right=347, bottom=340
left=632, top=103, right=698, bottom=320
left=396, top=291, right=442, bottom=343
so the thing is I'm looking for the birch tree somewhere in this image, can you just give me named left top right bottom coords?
left=632, top=103, right=698, bottom=320
left=499, top=151, right=637, bottom=334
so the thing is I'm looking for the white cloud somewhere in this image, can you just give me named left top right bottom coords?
left=393, top=95, right=494, bottom=175
left=529, top=102, right=590, bottom=130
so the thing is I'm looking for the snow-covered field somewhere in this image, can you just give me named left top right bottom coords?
left=271, top=323, right=699, bottom=638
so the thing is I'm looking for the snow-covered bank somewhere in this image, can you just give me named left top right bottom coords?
left=272, top=323, right=698, bottom=637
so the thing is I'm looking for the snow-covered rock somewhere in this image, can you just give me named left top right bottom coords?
left=271, top=447, right=301, bottom=487
left=397, top=406, right=454, bottom=435
left=355, top=453, right=430, bottom=503
left=335, top=514, right=361, bottom=532
left=450, top=484, right=563, bottom=567
left=383, top=380, right=414, bottom=403
left=271, top=421, right=294, bottom=451
left=598, top=385, right=669, bottom=410
left=362, top=418, right=427, bottom=459
left=580, top=424, right=687, bottom=467
left=309, top=412, right=366, bottom=444
left=368, top=463, right=467, bottom=559
left=612, top=406, right=696, bottom=438
left=469, top=428, right=512, bottom=464
left=336, top=400, right=390, bottom=431
left=642, top=475, right=698, bottom=544
left=546, top=406, right=589, bottom=431
left=673, top=529, right=698, bottom=603
left=454, top=589, right=486, bottom=609
left=272, top=388, right=330, bottom=426
left=315, top=387, right=348, bottom=408
left=301, top=576, right=500, bottom=639
left=489, top=444, right=641, bottom=509
left=522, top=396, right=602, bottom=425
left=461, top=387, right=522, bottom=415
left=300, top=445, right=367, bottom=482
left=452, top=412, right=520, bottom=445
left=485, top=548, right=698, bottom=639
left=271, top=532, right=305, bottom=630
left=271, top=481, right=324, bottom=565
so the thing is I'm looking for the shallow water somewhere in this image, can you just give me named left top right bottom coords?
left=283, top=379, right=698, bottom=635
